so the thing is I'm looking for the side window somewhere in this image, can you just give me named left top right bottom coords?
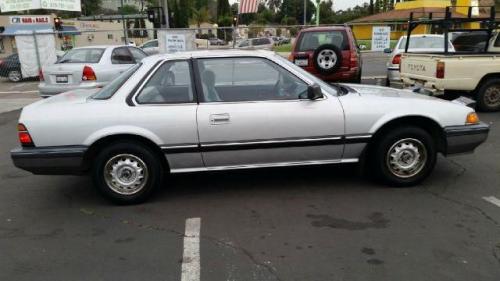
left=111, top=47, right=134, bottom=64
left=129, top=47, right=147, bottom=61
left=197, top=57, right=308, bottom=102
left=136, top=60, right=194, bottom=104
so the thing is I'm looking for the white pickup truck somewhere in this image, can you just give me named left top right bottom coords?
left=400, top=31, right=500, bottom=111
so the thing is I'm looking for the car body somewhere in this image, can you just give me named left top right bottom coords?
left=0, top=53, right=23, bottom=82
left=38, top=45, right=148, bottom=98
left=400, top=32, right=500, bottom=111
left=289, top=26, right=362, bottom=83
left=12, top=50, right=489, bottom=204
left=386, top=35, right=455, bottom=86
left=139, top=39, right=159, bottom=55
left=236, top=37, right=274, bottom=50
left=209, top=38, right=225, bottom=46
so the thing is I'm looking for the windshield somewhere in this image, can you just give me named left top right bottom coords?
left=399, top=37, right=447, bottom=49
left=273, top=54, right=338, bottom=96
left=58, top=48, right=105, bottom=63
left=91, top=63, right=141, bottom=100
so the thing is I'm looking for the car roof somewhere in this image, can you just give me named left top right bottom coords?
left=74, top=45, right=130, bottom=49
left=142, top=49, right=276, bottom=63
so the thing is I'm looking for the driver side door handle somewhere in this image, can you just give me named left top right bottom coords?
left=210, top=113, right=231, bottom=125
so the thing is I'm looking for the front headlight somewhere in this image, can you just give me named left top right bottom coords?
left=466, top=112, right=479, bottom=124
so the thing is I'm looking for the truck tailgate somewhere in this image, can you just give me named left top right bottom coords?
left=400, top=55, right=438, bottom=80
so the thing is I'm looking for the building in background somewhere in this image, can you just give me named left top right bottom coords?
left=349, top=0, right=494, bottom=40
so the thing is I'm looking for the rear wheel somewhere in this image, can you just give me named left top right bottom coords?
left=313, top=44, right=342, bottom=75
left=8, top=70, right=22, bottom=82
left=370, top=127, right=436, bottom=186
left=92, top=141, right=163, bottom=204
left=476, top=78, right=500, bottom=112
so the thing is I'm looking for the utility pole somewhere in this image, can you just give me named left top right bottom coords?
left=304, top=0, right=307, bottom=25
left=315, top=0, right=320, bottom=26
left=120, top=0, right=128, bottom=44
left=162, top=0, right=170, bottom=28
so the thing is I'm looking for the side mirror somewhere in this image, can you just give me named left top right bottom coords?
left=307, top=83, right=323, bottom=100
left=383, top=48, right=392, bottom=53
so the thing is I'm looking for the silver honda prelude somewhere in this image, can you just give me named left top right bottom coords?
left=11, top=50, right=489, bottom=204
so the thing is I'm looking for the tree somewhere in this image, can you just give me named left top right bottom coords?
left=278, top=0, right=314, bottom=25
left=82, top=0, right=102, bottom=16
left=190, top=7, right=212, bottom=29
left=118, top=4, right=139, bottom=15
left=267, top=0, right=281, bottom=11
left=217, top=0, right=231, bottom=19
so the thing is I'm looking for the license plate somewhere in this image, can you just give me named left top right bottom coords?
left=294, top=59, right=308, bottom=66
left=56, top=75, right=68, bottom=83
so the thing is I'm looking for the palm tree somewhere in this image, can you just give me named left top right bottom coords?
left=267, top=0, right=281, bottom=11
left=190, top=7, right=212, bottom=34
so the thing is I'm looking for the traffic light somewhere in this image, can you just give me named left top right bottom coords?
left=54, top=17, right=62, bottom=31
left=147, top=9, right=155, bottom=23
left=233, top=16, right=237, bottom=27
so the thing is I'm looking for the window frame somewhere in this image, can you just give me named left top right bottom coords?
left=111, top=46, right=136, bottom=64
left=194, top=56, right=312, bottom=104
left=132, top=59, right=199, bottom=105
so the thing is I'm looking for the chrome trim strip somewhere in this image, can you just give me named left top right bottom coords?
left=201, top=136, right=342, bottom=147
left=344, top=134, right=372, bottom=139
left=170, top=158, right=359, bottom=173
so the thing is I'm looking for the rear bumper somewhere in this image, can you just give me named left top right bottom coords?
left=38, top=81, right=106, bottom=97
left=303, top=66, right=360, bottom=82
left=444, top=123, right=489, bottom=155
left=11, top=146, right=88, bottom=175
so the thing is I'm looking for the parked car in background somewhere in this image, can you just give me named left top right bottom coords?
left=0, top=54, right=24, bottom=82
left=236, top=37, right=274, bottom=50
left=209, top=38, right=225, bottom=46
left=139, top=39, right=159, bottom=55
left=11, top=50, right=489, bottom=204
left=289, top=26, right=362, bottom=83
left=385, top=34, right=455, bottom=86
left=38, top=45, right=148, bottom=97
left=281, top=37, right=291, bottom=44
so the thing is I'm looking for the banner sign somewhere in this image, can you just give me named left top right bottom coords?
left=166, top=34, right=186, bottom=53
left=0, top=0, right=81, bottom=12
left=10, top=16, right=51, bottom=25
left=371, top=26, right=391, bottom=51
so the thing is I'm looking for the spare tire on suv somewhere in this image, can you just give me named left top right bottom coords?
left=313, top=44, right=342, bottom=75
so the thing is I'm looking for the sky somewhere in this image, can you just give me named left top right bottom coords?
left=228, top=0, right=370, bottom=12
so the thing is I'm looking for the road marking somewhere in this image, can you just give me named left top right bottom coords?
left=181, top=217, right=201, bottom=281
left=483, top=196, right=500, bottom=208
left=0, top=90, right=39, bottom=94
left=361, top=75, right=386, bottom=80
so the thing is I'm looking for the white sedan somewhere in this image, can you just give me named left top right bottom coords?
left=12, top=50, right=489, bottom=204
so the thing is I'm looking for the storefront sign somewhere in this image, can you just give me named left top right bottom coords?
left=371, top=26, right=391, bottom=51
left=9, top=16, right=51, bottom=25
left=0, top=0, right=81, bottom=12
left=166, top=34, right=186, bottom=53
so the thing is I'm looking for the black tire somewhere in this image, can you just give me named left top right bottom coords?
left=313, top=44, right=342, bottom=75
left=385, top=76, right=391, bottom=87
left=476, top=78, right=500, bottom=112
left=92, top=141, right=163, bottom=204
left=370, top=127, right=436, bottom=187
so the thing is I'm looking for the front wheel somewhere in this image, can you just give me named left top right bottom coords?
left=8, top=70, right=22, bottom=82
left=92, top=141, right=163, bottom=204
left=370, top=127, right=436, bottom=186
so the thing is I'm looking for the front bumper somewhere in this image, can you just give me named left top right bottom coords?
left=11, top=146, right=88, bottom=175
left=38, top=81, right=106, bottom=97
left=444, top=122, right=489, bottom=155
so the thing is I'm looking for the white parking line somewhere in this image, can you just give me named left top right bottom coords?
left=483, top=196, right=500, bottom=208
left=0, top=90, right=39, bottom=94
left=181, top=217, right=201, bottom=281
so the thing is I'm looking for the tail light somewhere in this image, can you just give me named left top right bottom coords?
left=17, top=123, right=34, bottom=147
left=436, top=61, right=445, bottom=79
left=39, top=69, right=44, bottom=81
left=82, top=65, right=96, bottom=81
left=392, top=54, right=402, bottom=65
left=349, top=53, right=358, bottom=69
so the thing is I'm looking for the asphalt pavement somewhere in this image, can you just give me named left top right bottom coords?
left=1, top=53, right=500, bottom=281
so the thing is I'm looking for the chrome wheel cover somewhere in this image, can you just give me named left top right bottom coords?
left=8, top=71, right=21, bottom=82
left=484, top=85, right=500, bottom=108
left=386, top=138, right=427, bottom=178
left=104, top=154, right=148, bottom=195
left=317, top=49, right=337, bottom=70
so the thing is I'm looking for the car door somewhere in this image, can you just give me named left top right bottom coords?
left=195, top=56, right=345, bottom=168
left=132, top=59, right=203, bottom=171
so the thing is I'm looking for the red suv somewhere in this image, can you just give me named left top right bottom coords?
left=289, top=26, right=362, bottom=83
